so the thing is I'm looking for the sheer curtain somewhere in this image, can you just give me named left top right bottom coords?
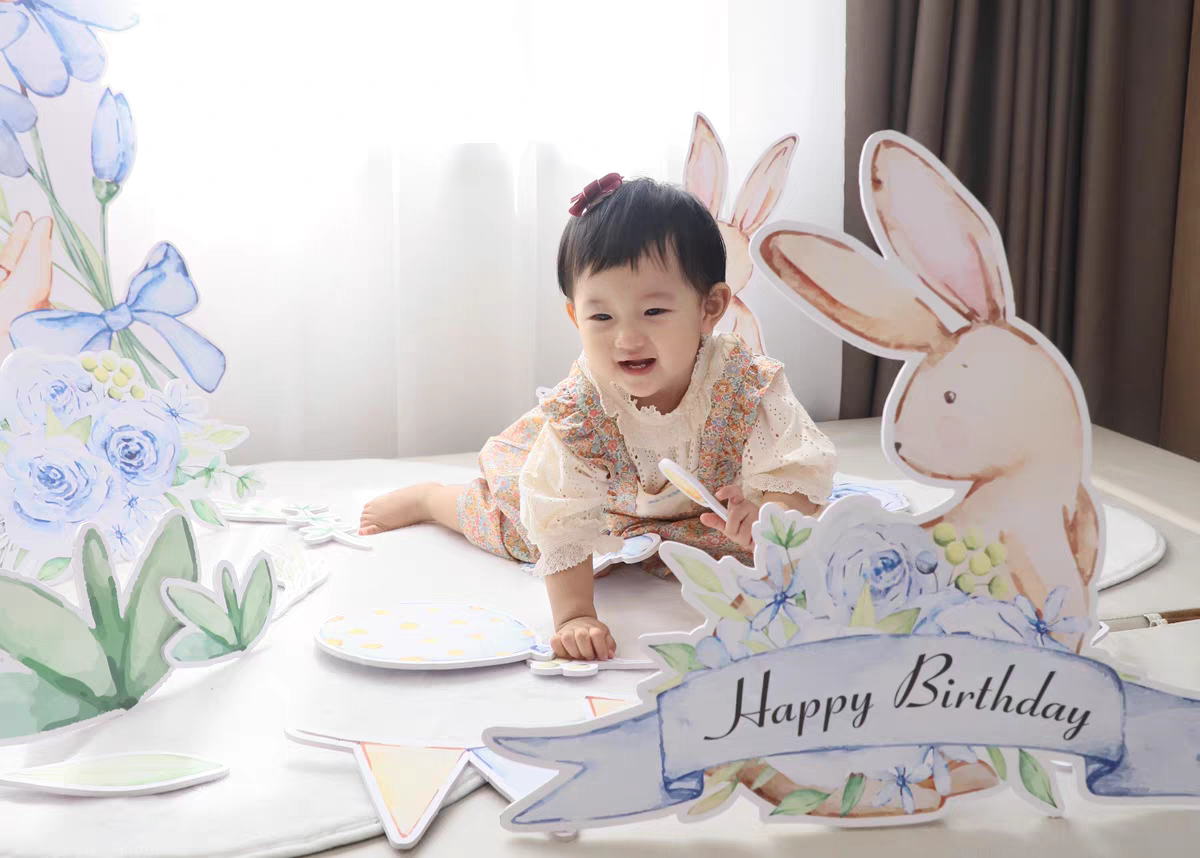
left=100, top=0, right=846, bottom=463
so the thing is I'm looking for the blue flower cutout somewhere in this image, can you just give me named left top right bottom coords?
left=737, top=553, right=805, bottom=631
left=91, top=86, right=134, bottom=184
left=2, top=1, right=139, bottom=97
left=1003, top=587, right=1090, bottom=652
left=0, top=43, right=37, bottom=177
left=872, top=759, right=933, bottom=814
left=695, top=619, right=750, bottom=668
left=920, top=745, right=979, bottom=795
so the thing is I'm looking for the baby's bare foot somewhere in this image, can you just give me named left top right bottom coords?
left=359, top=484, right=435, bottom=535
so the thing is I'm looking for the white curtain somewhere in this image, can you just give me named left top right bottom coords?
left=95, top=0, right=846, bottom=463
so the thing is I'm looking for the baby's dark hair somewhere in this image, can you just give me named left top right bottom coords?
left=556, top=177, right=726, bottom=300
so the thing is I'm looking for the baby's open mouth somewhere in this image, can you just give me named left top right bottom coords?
left=619, top=359, right=655, bottom=374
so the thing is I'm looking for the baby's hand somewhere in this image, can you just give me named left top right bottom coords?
left=700, top=485, right=759, bottom=549
left=551, top=616, right=616, bottom=661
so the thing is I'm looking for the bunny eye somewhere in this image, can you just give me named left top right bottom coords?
left=944, top=391, right=957, bottom=404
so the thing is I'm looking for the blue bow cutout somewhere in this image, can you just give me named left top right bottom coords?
left=9, top=242, right=226, bottom=392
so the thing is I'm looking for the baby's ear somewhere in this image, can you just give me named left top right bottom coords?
left=565, top=301, right=579, bottom=329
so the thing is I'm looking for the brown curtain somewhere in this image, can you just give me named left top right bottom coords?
left=1162, top=3, right=1200, bottom=460
left=842, top=0, right=1195, bottom=454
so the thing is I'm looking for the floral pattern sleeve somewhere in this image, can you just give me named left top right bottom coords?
left=740, top=373, right=837, bottom=506
left=518, top=421, right=622, bottom=576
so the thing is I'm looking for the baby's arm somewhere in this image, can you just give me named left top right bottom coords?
left=759, top=491, right=823, bottom=516
left=544, top=559, right=616, bottom=661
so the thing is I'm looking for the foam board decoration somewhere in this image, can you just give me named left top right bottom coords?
left=683, top=113, right=796, bottom=354
left=584, top=697, right=638, bottom=719
left=315, top=602, right=552, bottom=670
left=0, top=511, right=273, bottom=744
left=0, top=11, right=228, bottom=396
left=529, top=657, right=657, bottom=678
left=0, top=349, right=261, bottom=581
left=0, top=752, right=228, bottom=797
left=161, top=550, right=277, bottom=666
left=1096, top=505, right=1165, bottom=589
left=593, top=533, right=661, bottom=574
left=828, top=479, right=909, bottom=512
left=659, top=458, right=728, bottom=522
left=285, top=727, right=560, bottom=850
left=266, top=540, right=331, bottom=618
left=482, top=132, right=1200, bottom=831
left=291, top=513, right=373, bottom=550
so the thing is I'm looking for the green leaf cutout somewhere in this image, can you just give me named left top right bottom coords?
left=650, top=643, right=706, bottom=674
left=987, top=747, right=1008, bottom=780
left=205, top=427, right=247, bottom=448
left=0, top=576, right=117, bottom=701
left=36, top=557, right=71, bottom=582
left=750, top=766, right=777, bottom=791
left=849, top=581, right=876, bottom=628
left=0, top=671, right=105, bottom=740
left=876, top=608, right=920, bottom=635
left=771, top=788, right=830, bottom=816
left=1018, top=750, right=1057, bottom=809
left=164, top=583, right=237, bottom=647
left=697, top=594, right=748, bottom=623
left=708, top=760, right=746, bottom=784
left=169, top=632, right=234, bottom=664
left=80, top=530, right=126, bottom=680
left=688, top=782, right=736, bottom=816
left=163, top=492, right=183, bottom=510
left=0, top=752, right=224, bottom=792
left=237, top=558, right=273, bottom=645
left=221, top=567, right=241, bottom=638
left=674, top=554, right=723, bottom=593
left=840, top=773, right=866, bottom=816
left=121, top=516, right=199, bottom=699
left=190, top=499, right=224, bottom=527
left=742, top=640, right=771, bottom=654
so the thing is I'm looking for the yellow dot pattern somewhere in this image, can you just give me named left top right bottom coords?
left=318, top=602, right=539, bottom=666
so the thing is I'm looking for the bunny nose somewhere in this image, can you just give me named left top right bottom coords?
left=894, top=442, right=903, bottom=452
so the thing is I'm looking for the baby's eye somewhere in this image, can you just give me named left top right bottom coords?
left=944, top=391, right=957, bottom=404
left=590, top=314, right=612, bottom=322
left=645, top=308, right=668, bottom=316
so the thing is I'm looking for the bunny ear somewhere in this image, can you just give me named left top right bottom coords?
left=867, top=135, right=1012, bottom=323
left=753, top=226, right=952, bottom=357
left=684, top=113, right=727, bottom=217
left=731, top=133, right=796, bottom=236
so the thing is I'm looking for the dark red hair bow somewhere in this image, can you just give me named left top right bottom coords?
left=569, top=172, right=622, bottom=217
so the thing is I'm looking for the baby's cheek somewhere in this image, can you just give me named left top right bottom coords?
left=936, top=416, right=967, bottom=451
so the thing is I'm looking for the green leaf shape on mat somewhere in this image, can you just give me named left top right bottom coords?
left=164, top=583, right=237, bottom=647
left=688, top=782, right=735, bottom=816
left=121, top=515, right=199, bottom=698
left=673, top=553, right=723, bottom=593
left=849, top=581, right=876, bottom=628
left=237, top=558, right=273, bottom=645
left=840, top=773, right=865, bottom=816
left=36, top=557, right=71, bottom=582
left=168, top=632, right=234, bottom=663
left=0, top=753, right=225, bottom=793
left=987, top=747, right=1008, bottom=780
left=80, top=530, right=126, bottom=686
left=0, top=671, right=105, bottom=740
left=0, top=576, right=117, bottom=702
left=650, top=643, right=706, bottom=674
left=190, top=498, right=224, bottom=527
left=1018, top=750, right=1057, bottom=809
left=771, top=788, right=830, bottom=816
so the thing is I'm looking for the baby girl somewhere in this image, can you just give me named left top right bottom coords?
left=360, top=174, right=836, bottom=660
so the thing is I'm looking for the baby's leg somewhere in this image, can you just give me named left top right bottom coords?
left=359, top=483, right=465, bottom=535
